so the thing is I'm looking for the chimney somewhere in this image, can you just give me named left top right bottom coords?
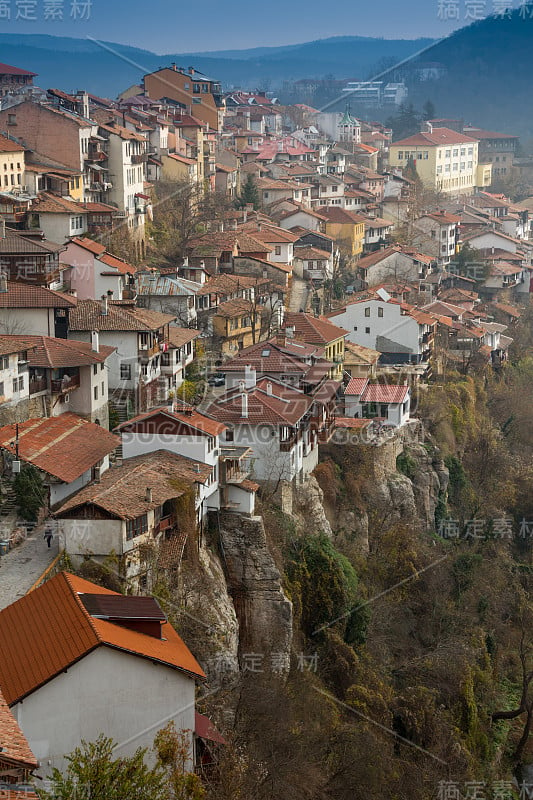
left=100, top=295, right=108, bottom=316
left=266, top=381, right=273, bottom=395
left=188, top=66, right=195, bottom=76
left=244, top=364, right=256, bottom=389
left=171, top=62, right=177, bottom=71
left=276, top=333, right=286, bottom=346
left=145, top=487, right=153, bottom=503
left=76, top=91, right=90, bottom=120
left=286, top=324, right=295, bottom=338
left=0, top=272, right=7, bottom=293
left=91, top=330, right=99, bottom=352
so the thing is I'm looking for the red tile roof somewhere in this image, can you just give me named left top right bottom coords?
left=116, top=405, right=226, bottom=437
left=392, top=127, right=479, bottom=147
left=0, top=282, right=76, bottom=309
left=0, top=133, right=25, bottom=154
left=345, top=377, right=369, bottom=395
left=55, top=450, right=212, bottom=520
left=31, top=192, right=87, bottom=215
left=0, top=413, right=120, bottom=484
left=70, top=236, right=107, bottom=255
left=317, top=206, right=367, bottom=225
left=0, top=688, right=37, bottom=768
left=361, top=384, right=409, bottom=403
left=283, top=312, right=348, bottom=345
left=0, top=62, right=36, bottom=77
left=205, top=383, right=312, bottom=426
left=99, top=252, right=136, bottom=275
left=0, top=335, right=115, bottom=368
left=0, top=571, right=205, bottom=706
left=69, top=299, right=175, bottom=332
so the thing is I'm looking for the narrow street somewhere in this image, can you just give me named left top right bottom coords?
left=0, top=526, right=59, bottom=610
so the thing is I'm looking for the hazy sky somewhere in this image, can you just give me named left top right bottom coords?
left=0, top=0, right=517, bottom=52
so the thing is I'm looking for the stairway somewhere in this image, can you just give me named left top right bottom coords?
left=0, top=483, right=17, bottom=519
left=111, top=402, right=128, bottom=462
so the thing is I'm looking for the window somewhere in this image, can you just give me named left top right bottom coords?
left=93, top=364, right=97, bottom=376
left=1, top=356, right=8, bottom=370
left=353, top=326, right=358, bottom=331
left=365, top=327, right=370, bottom=334
left=398, top=151, right=403, bottom=159
left=192, top=98, right=201, bottom=104
left=378, top=307, right=384, bottom=317
left=94, top=385, right=98, bottom=400
left=120, top=363, right=131, bottom=380
left=225, top=429, right=234, bottom=442
left=364, top=307, right=370, bottom=317
left=202, top=84, right=209, bottom=93
left=193, top=83, right=200, bottom=93
left=12, top=378, right=17, bottom=393
left=0, top=382, right=4, bottom=396
left=275, top=245, right=281, bottom=255
left=101, top=381, right=104, bottom=396
left=437, top=165, right=442, bottom=174
left=453, top=149, right=458, bottom=157
left=18, top=377, right=23, bottom=391
left=445, top=150, right=451, bottom=158
left=100, top=363, right=104, bottom=371
left=332, top=185, right=338, bottom=191
left=460, top=148, right=466, bottom=156
left=126, top=514, right=148, bottom=541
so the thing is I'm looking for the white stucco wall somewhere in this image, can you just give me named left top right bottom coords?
left=12, top=645, right=197, bottom=778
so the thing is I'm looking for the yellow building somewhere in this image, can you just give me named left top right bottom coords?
left=283, top=312, right=347, bottom=380
left=143, top=65, right=224, bottom=131
left=161, top=152, right=198, bottom=183
left=0, top=133, right=25, bottom=192
left=213, top=298, right=263, bottom=357
left=389, top=126, right=484, bottom=195
left=318, top=206, right=366, bottom=258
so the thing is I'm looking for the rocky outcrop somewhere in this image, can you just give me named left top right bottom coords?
left=218, top=512, right=293, bottom=676
left=290, top=475, right=333, bottom=538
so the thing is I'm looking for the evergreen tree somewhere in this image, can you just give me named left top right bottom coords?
left=237, top=174, right=260, bottom=210
left=422, top=100, right=436, bottom=121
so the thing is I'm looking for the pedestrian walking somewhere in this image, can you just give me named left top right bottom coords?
left=44, top=528, right=53, bottom=548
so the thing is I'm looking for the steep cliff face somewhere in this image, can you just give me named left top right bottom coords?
left=217, top=511, right=293, bottom=675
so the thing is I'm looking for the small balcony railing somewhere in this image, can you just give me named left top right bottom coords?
left=51, top=373, right=80, bottom=394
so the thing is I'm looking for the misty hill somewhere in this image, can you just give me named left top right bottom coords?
left=0, top=33, right=432, bottom=97
left=403, top=9, right=533, bottom=137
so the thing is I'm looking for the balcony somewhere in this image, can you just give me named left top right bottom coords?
left=131, top=153, right=146, bottom=165
left=139, top=339, right=166, bottom=359
left=51, top=373, right=80, bottom=394
left=29, top=377, right=47, bottom=396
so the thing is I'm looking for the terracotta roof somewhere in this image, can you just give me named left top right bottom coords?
left=0, top=571, right=204, bottom=706
left=344, top=341, right=380, bottom=364
left=283, top=312, right=348, bottom=345
left=0, top=413, right=120, bottom=484
left=422, top=211, right=461, bottom=225
left=31, top=192, right=87, bottom=215
left=489, top=301, right=521, bottom=318
left=99, top=253, right=136, bottom=275
left=0, top=335, right=114, bottom=368
left=0, top=282, right=76, bottom=308
left=0, top=337, right=36, bottom=358
left=318, top=206, right=367, bottom=225
left=0, top=228, right=64, bottom=256
left=69, top=299, right=175, bottom=332
left=361, top=383, right=409, bottom=403
left=345, top=377, right=369, bottom=395
left=0, top=62, right=36, bottom=77
left=0, top=133, right=25, bottom=154
left=189, top=231, right=271, bottom=258
left=115, top=405, right=226, bottom=438
left=55, top=450, right=212, bottom=519
left=168, top=326, right=200, bottom=349
left=197, top=273, right=267, bottom=297
left=205, top=383, right=312, bottom=426
left=219, top=339, right=309, bottom=374
left=334, top=416, right=372, bottom=429
left=392, top=127, right=479, bottom=147
left=293, top=246, right=331, bottom=260
left=70, top=236, right=107, bottom=255
left=0, top=688, right=37, bottom=768
left=195, top=711, right=227, bottom=745
left=240, top=225, right=300, bottom=244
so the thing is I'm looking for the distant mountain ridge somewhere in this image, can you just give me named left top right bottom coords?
left=0, top=33, right=433, bottom=97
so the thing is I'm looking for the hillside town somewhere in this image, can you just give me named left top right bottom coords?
left=0, top=57, right=531, bottom=797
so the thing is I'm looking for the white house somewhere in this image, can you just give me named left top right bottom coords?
left=204, top=377, right=318, bottom=484
left=0, top=412, right=119, bottom=506
left=62, top=237, right=135, bottom=301
left=344, top=377, right=410, bottom=427
left=328, top=291, right=435, bottom=365
left=0, top=572, right=205, bottom=777
left=0, top=281, right=77, bottom=338
left=29, top=193, right=88, bottom=243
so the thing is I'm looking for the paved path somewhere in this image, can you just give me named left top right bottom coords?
left=0, top=525, right=59, bottom=610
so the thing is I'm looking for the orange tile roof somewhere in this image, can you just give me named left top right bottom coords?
left=0, top=413, right=120, bottom=483
left=0, top=282, right=76, bottom=309
left=0, top=133, right=25, bottom=154
left=116, top=406, right=226, bottom=438
left=392, top=127, right=479, bottom=147
left=99, top=252, right=136, bottom=275
left=345, top=377, right=369, bottom=395
left=0, top=571, right=204, bottom=706
left=283, top=312, right=348, bottom=345
left=0, top=335, right=115, bottom=368
left=70, top=236, right=107, bottom=255
left=0, top=688, right=37, bottom=768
